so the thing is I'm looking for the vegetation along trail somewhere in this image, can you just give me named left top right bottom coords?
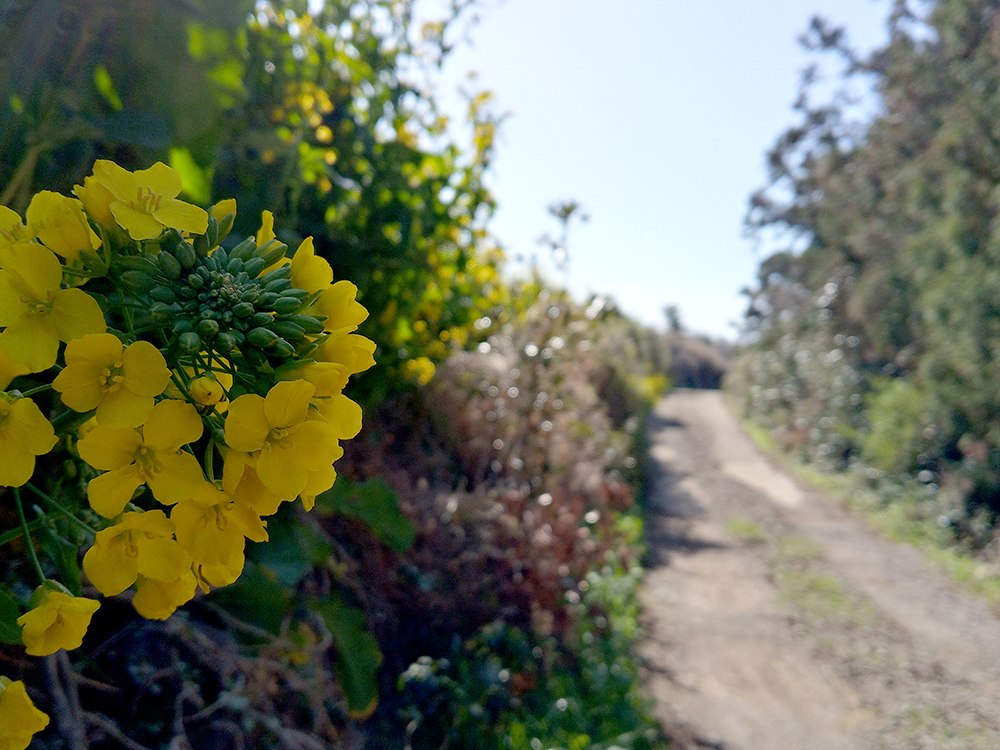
left=639, top=389, right=1000, bottom=750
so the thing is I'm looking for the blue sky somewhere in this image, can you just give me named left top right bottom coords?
left=424, top=0, right=891, bottom=339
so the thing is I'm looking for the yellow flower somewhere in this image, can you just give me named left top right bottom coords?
left=25, top=191, right=100, bottom=263
left=290, top=237, right=333, bottom=293
left=211, top=198, right=237, bottom=232
left=224, top=380, right=343, bottom=499
left=0, top=243, right=107, bottom=371
left=193, top=557, right=245, bottom=591
left=312, top=393, right=363, bottom=441
left=132, top=570, right=197, bottom=620
left=256, top=210, right=276, bottom=246
left=0, top=677, right=49, bottom=750
left=82, top=510, right=191, bottom=596
left=77, top=399, right=205, bottom=517
left=0, top=392, right=57, bottom=488
left=171, top=482, right=267, bottom=568
left=189, top=374, right=227, bottom=407
left=0, top=207, right=30, bottom=249
left=91, top=160, right=208, bottom=240
left=315, top=330, right=376, bottom=377
left=311, top=280, right=368, bottom=332
left=222, top=450, right=286, bottom=516
left=52, top=334, right=171, bottom=427
left=0, top=350, right=28, bottom=390
left=72, top=175, right=117, bottom=229
left=17, top=589, right=100, bottom=656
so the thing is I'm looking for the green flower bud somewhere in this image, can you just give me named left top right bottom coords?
left=197, top=318, right=221, bottom=339
left=156, top=250, right=182, bottom=279
left=247, top=327, right=280, bottom=348
left=178, top=332, right=202, bottom=352
left=149, top=286, right=176, bottom=304
left=271, top=296, right=303, bottom=314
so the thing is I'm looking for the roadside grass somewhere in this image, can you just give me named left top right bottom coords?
left=724, top=517, right=766, bottom=544
left=732, top=406, right=1000, bottom=612
left=897, top=702, right=996, bottom=750
left=771, top=534, right=879, bottom=630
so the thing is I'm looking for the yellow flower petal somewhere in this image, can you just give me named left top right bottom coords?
left=141, top=399, right=203, bottom=451
left=146, top=452, right=206, bottom=505
left=0, top=677, right=50, bottom=747
left=153, top=198, right=208, bottom=235
left=78, top=425, right=143, bottom=470
left=263, top=379, right=314, bottom=427
left=290, top=237, right=332, bottom=293
left=17, top=590, right=100, bottom=656
left=0, top=315, right=59, bottom=372
left=224, top=394, right=270, bottom=452
left=0, top=395, right=57, bottom=487
left=132, top=571, right=197, bottom=620
left=0, top=206, right=30, bottom=248
left=121, top=340, right=171, bottom=397
left=95, top=387, right=154, bottom=428
left=87, top=465, right=143, bottom=518
left=26, top=191, right=99, bottom=262
left=51, top=287, right=107, bottom=341
left=110, top=204, right=164, bottom=240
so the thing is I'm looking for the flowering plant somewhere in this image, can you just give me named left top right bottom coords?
left=0, top=160, right=374, bottom=744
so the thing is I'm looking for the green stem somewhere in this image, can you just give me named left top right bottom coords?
left=23, top=484, right=97, bottom=536
left=19, top=384, right=52, bottom=398
left=204, top=440, right=216, bottom=482
left=13, top=488, right=46, bottom=584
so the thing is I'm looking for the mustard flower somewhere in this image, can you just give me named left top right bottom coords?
left=132, top=570, right=197, bottom=620
left=312, top=280, right=368, bottom=332
left=164, top=359, right=233, bottom=413
left=17, top=589, right=100, bottom=656
left=0, top=243, right=107, bottom=371
left=82, top=510, right=191, bottom=597
left=315, top=330, right=376, bottom=377
left=72, top=175, right=117, bottom=229
left=288, top=238, right=368, bottom=331
left=0, top=677, right=49, bottom=750
left=0, top=350, right=28, bottom=390
left=171, top=482, right=267, bottom=568
left=256, top=209, right=276, bottom=246
left=77, top=399, right=205, bottom=518
left=290, top=237, right=333, bottom=293
left=222, top=450, right=286, bottom=517
left=52, top=334, right=171, bottom=427
left=313, top=393, right=363, bottom=441
left=91, top=160, right=208, bottom=240
left=211, top=198, right=237, bottom=227
left=194, top=557, right=245, bottom=591
left=0, top=392, right=57, bottom=487
left=25, top=191, right=100, bottom=263
left=0, top=206, right=29, bottom=249
left=224, top=380, right=343, bottom=499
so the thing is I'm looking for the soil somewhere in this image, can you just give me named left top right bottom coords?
left=639, top=389, right=1000, bottom=750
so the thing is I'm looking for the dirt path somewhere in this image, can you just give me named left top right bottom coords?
left=639, top=389, right=1000, bottom=750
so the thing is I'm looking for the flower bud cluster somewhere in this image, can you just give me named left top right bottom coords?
left=0, top=159, right=375, bottom=743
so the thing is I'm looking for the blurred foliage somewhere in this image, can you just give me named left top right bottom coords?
left=1, top=0, right=508, bottom=398
left=732, top=0, right=1000, bottom=550
left=1, top=1, right=676, bottom=747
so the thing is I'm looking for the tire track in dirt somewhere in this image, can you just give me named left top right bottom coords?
left=639, top=389, right=1000, bottom=750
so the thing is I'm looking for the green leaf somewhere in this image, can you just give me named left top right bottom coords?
left=316, top=478, right=415, bottom=553
left=169, top=147, right=213, bottom=204
left=313, top=595, right=382, bottom=718
left=93, top=65, right=122, bottom=111
left=206, top=561, right=291, bottom=635
left=0, top=588, right=23, bottom=645
left=251, top=504, right=333, bottom=587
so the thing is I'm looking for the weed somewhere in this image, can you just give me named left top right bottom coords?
left=725, top=517, right=766, bottom=544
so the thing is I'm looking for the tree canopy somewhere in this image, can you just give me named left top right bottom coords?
left=735, top=0, right=1000, bottom=538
